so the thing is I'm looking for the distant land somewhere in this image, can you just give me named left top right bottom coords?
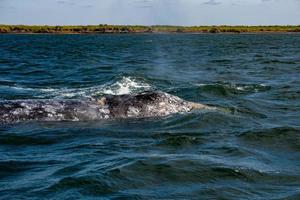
left=1, top=25, right=300, bottom=34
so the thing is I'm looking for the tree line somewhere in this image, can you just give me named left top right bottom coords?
left=1, top=24, right=299, bottom=33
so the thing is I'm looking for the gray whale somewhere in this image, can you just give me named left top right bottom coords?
left=0, top=91, right=210, bottom=124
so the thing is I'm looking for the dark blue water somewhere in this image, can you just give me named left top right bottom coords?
left=0, top=34, right=299, bottom=199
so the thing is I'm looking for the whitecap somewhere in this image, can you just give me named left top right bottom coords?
left=0, top=76, right=152, bottom=99
left=101, top=76, right=151, bottom=95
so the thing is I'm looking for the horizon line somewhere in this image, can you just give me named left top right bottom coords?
left=1, top=24, right=300, bottom=27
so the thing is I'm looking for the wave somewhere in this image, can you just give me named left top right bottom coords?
left=1, top=78, right=271, bottom=100
left=102, top=157, right=296, bottom=184
left=0, top=160, right=60, bottom=178
left=156, top=135, right=203, bottom=147
left=0, top=76, right=152, bottom=99
left=0, top=134, right=56, bottom=146
left=45, top=176, right=116, bottom=196
left=261, top=59, right=297, bottom=65
left=196, top=82, right=271, bottom=96
left=239, top=126, right=300, bottom=150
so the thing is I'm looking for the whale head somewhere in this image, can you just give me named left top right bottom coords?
left=98, top=91, right=208, bottom=119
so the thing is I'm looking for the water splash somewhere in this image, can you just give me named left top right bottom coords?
left=0, top=77, right=152, bottom=99
left=102, top=77, right=151, bottom=95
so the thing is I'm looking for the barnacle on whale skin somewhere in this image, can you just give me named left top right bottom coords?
left=0, top=91, right=211, bottom=123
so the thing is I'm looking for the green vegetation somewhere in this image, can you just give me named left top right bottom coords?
left=0, top=24, right=300, bottom=34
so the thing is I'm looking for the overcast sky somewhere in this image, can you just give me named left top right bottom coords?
left=0, top=0, right=299, bottom=25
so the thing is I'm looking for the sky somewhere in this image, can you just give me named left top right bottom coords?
left=0, top=0, right=299, bottom=25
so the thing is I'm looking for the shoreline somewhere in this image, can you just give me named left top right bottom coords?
left=1, top=25, right=300, bottom=34
left=2, top=31, right=300, bottom=35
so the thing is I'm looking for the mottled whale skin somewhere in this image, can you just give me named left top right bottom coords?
left=0, top=91, right=210, bottom=124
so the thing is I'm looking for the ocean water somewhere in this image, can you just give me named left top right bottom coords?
left=0, top=34, right=299, bottom=199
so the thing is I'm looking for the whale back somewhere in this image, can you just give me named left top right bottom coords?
left=0, top=99, right=104, bottom=123
left=0, top=91, right=205, bottom=123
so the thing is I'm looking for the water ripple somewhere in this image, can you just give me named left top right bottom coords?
left=0, top=34, right=299, bottom=199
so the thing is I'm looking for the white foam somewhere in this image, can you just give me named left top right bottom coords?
left=102, top=77, right=151, bottom=95
left=0, top=85, right=35, bottom=91
left=1, top=76, right=151, bottom=99
left=39, top=88, right=56, bottom=92
left=236, top=86, right=245, bottom=91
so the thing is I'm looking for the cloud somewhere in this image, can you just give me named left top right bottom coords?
left=133, top=0, right=153, bottom=9
left=135, top=0, right=152, bottom=2
left=203, top=0, right=221, bottom=6
left=136, top=5, right=152, bottom=8
left=56, top=0, right=76, bottom=6
left=1, top=0, right=299, bottom=26
left=80, top=5, right=93, bottom=8
left=0, top=5, right=15, bottom=9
